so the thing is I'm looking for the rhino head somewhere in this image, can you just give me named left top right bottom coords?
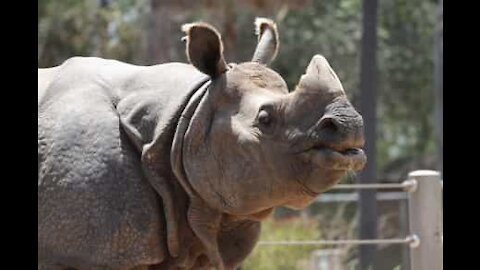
left=170, top=18, right=366, bottom=269
left=176, top=19, right=366, bottom=216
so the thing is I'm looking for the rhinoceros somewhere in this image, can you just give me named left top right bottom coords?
left=38, top=18, right=366, bottom=270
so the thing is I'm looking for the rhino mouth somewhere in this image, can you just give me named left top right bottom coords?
left=307, top=146, right=367, bottom=172
left=289, top=145, right=366, bottom=201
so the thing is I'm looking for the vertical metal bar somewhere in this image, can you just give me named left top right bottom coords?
left=400, top=199, right=410, bottom=270
left=359, top=0, right=378, bottom=268
left=408, top=170, right=443, bottom=270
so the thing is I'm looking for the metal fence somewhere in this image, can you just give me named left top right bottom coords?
left=256, top=170, right=443, bottom=270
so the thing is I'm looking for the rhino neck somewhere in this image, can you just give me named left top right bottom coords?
left=170, top=79, right=211, bottom=198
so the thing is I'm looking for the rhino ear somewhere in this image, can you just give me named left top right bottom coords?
left=251, top=18, right=279, bottom=65
left=182, top=23, right=228, bottom=78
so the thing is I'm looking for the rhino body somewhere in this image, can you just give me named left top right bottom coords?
left=39, top=58, right=216, bottom=269
left=38, top=19, right=366, bottom=270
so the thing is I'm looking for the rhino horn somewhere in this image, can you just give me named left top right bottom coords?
left=251, top=17, right=279, bottom=65
left=294, top=54, right=345, bottom=95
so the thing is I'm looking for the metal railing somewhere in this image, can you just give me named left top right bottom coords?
left=256, top=170, right=443, bottom=270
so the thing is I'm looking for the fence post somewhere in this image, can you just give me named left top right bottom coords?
left=407, top=170, right=443, bottom=270
left=310, top=249, right=343, bottom=270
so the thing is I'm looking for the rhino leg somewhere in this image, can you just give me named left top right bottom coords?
left=121, top=114, right=181, bottom=259
left=37, top=264, right=68, bottom=270
left=128, top=265, right=151, bottom=270
left=38, top=262, right=154, bottom=270
left=187, top=198, right=224, bottom=270
left=141, top=158, right=179, bottom=258
left=218, top=219, right=261, bottom=269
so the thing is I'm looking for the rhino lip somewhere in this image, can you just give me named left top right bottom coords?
left=307, top=146, right=367, bottom=171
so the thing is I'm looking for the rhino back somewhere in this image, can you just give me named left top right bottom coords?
left=38, top=57, right=203, bottom=268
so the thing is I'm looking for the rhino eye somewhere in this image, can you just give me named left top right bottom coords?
left=257, top=109, right=272, bottom=127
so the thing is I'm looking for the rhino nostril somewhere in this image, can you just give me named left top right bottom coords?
left=318, top=116, right=339, bottom=133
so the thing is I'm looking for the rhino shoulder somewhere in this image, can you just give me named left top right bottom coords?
left=38, top=66, right=61, bottom=104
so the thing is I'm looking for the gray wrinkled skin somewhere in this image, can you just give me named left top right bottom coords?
left=38, top=18, right=366, bottom=270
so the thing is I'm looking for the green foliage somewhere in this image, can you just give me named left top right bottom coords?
left=38, top=0, right=149, bottom=67
left=377, top=0, right=438, bottom=174
left=274, top=0, right=362, bottom=95
left=242, top=218, right=322, bottom=270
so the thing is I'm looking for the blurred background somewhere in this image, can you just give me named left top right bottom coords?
left=38, top=0, right=443, bottom=269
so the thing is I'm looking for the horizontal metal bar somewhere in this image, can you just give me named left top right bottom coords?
left=314, top=191, right=407, bottom=203
left=257, top=236, right=415, bottom=246
left=331, top=181, right=414, bottom=190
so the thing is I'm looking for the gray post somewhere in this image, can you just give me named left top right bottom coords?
left=310, top=249, right=343, bottom=270
left=407, top=170, right=443, bottom=270
left=359, top=0, right=378, bottom=267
